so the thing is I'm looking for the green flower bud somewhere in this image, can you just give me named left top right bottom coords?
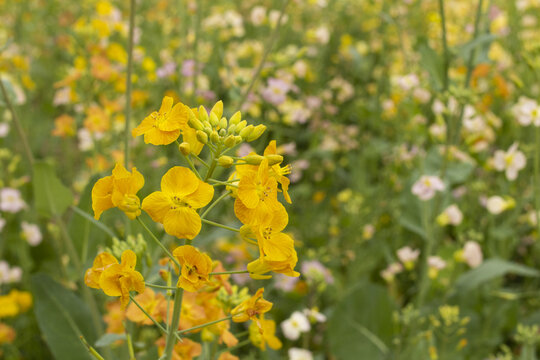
left=246, top=124, right=266, bottom=142
left=188, top=109, right=204, bottom=130
left=210, top=100, right=223, bottom=119
left=243, top=154, right=265, bottom=165
left=229, top=111, right=242, bottom=125
left=219, top=128, right=227, bottom=137
left=218, top=155, right=234, bottom=168
left=178, top=142, right=191, bottom=155
left=265, top=154, right=283, bottom=165
left=198, top=105, right=209, bottom=123
left=210, top=130, right=220, bottom=143
left=227, top=124, right=236, bottom=134
left=239, top=125, right=254, bottom=139
left=235, top=120, right=247, bottom=133
left=209, top=112, right=219, bottom=127
left=224, top=135, right=236, bottom=148
left=219, top=117, right=228, bottom=130
left=196, top=130, right=208, bottom=144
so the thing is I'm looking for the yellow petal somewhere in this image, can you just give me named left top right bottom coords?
left=263, top=140, right=277, bottom=156
left=158, top=103, right=188, bottom=131
left=143, top=127, right=180, bottom=145
left=160, top=166, right=199, bottom=197
left=132, top=115, right=155, bottom=138
left=184, top=181, right=214, bottom=209
left=120, top=249, right=137, bottom=270
left=163, top=207, right=201, bottom=239
left=159, top=96, right=174, bottom=114
left=92, top=176, right=114, bottom=220
left=99, top=264, right=123, bottom=296
left=142, top=191, right=171, bottom=223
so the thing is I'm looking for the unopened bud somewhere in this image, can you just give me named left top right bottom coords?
left=265, top=154, right=283, bottom=165
left=209, top=112, right=219, bottom=127
left=229, top=111, right=241, bottom=125
left=210, top=130, right=220, bottom=143
left=188, top=109, right=204, bottom=130
left=246, top=124, right=266, bottom=142
left=227, top=124, right=236, bottom=134
left=159, top=269, right=169, bottom=282
left=210, top=100, right=223, bottom=119
left=239, top=125, right=254, bottom=139
left=224, top=135, right=236, bottom=148
left=234, top=135, right=243, bottom=145
left=198, top=105, right=208, bottom=123
left=219, top=128, right=227, bottom=137
left=219, top=117, right=228, bottom=130
left=243, top=154, right=265, bottom=165
left=218, top=155, right=234, bottom=168
left=178, top=142, right=191, bottom=155
left=235, top=120, right=247, bottom=133
left=196, top=130, right=208, bottom=144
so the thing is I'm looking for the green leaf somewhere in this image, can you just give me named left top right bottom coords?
left=457, top=34, right=498, bottom=60
left=95, top=333, right=126, bottom=347
left=328, top=282, right=396, bottom=360
left=417, top=39, right=444, bottom=90
left=455, top=259, right=540, bottom=292
left=31, top=273, right=97, bottom=360
left=33, top=161, right=74, bottom=217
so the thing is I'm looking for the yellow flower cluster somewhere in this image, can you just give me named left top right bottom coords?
left=0, top=290, right=32, bottom=319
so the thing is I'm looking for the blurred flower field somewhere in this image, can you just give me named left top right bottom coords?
left=2, top=0, right=540, bottom=359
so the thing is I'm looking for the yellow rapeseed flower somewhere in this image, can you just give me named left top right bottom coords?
left=132, top=96, right=188, bottom=145
left=92, top=163, right=145, bottom=220
left=142, top=166, right=214, bottom=239
left=248, top=315, right=282, bottom=351
left=231, top=288, right=273, bottom=323
left=173, top=245, right=213, bottom=292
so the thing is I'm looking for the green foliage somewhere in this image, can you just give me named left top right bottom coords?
left=32, top=161, right=73, bottom=218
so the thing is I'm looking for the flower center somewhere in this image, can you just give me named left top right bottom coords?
left=170, top=195, right=191, bottom=209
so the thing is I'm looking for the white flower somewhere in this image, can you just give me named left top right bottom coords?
left=395, top=74, right=419, bottom=91
left=486, top=196, right=514, bottom=215
left=397, top=246, right=420, bottom=270
left=0, top=188, right=27, bottom=213
left=380, top=262, right=403, bottom=282
left=437, top=204, right=463, bottom=226
left=493, top=143, right=526, bottom=181
left=413, top=87, right=431, bottom=104
left=428, top=256, right=447, bottom=270
left=412, top=175, right=445, bottom=201
left=303, top=308, right=326, bottom=323
left=250, top=6, right=266, bottom=26
left=21, top=222, right=42, bottom=246
left=281, top=311, right=311, bottom=340
left=289, top=348, right=313, bottom=360
left=0, top=122, right=9, bottom=138
left=7, top=267, right=22, bottom=283
left=463, top=241, right=483, bottom=268
left=512, top=96, right=540, bottom=126
left=78, top=128, right=94, bottom=151
left=0, top=261, right=9, bottom=284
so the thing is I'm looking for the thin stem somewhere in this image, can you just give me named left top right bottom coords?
left=0, top=78, right=34, bottom=166
left=204, top=148, right=220, bottom=182
left=438, top=0, right=449, bottom=91
left=237, top=0, right=290, bottom=108
left=201, top=219, right=240, bottom=232
left=176, top=140, right=202, bottom=178
left=163, top=287, right=184, bottom=360
left=416, top=201, right=433, bottom=308
left=124, top=0, right=135, bottom=168
left=136, top=217, right=180, bottom=268
left=177, top=315, right=232, bottom=335
left=464, top=0, right=485, bottom=88
left=129, top=293, right=182, bottom=341
left=145, top=282, right=177, bottom=291
left=80, top=336, right=105, bottom=360
left=191, top=152, right=209, bottom=168
left=209, top=270, right=248, bottom=276
left=535, top=127, right=540, bottom=239
left=126, top=332, right=136, bottom=360
left=200, top=191, right=231, bottom=219
left=209, top=180, right=238, bottom=188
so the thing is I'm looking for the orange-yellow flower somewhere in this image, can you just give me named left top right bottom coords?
left=103, top=301, right=126, bottom=334
left=264, top=140, right=292, bottom=203
left=234, top=159, right=281, bottom=226
left=0, top=290, right=32, bottom=319
left=126, top=288, right=167, bottom=325
left=173, top=245, right=213, bottom=292
left=249, top=315, right=282, bottom=350
left=142, top=166, right=214, bottom=239
left=85, top=250, right=145, bottom=308
left=92, top=163, right=145, bottom=220
left=231, top=288, right=273, bottom=323
left=0, top=323, right=16, bottom=345
left=132, top=96, right=188, bottom=145
left=156, top=337, right=202, bottom=360
left=52, top=114, right=76, bottom=137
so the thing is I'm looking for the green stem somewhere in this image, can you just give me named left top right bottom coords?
left=201, top=219, right=240, bottom=232
left=191, top=152, right=209, bottom=168
left=126, top=332, right=136, bottom=360
left=535, top=127, right=540, bottom=239
left=145, top=282, right=177, bottom=291
left=416, top=202, right=433, bottom=308
left=176, top=140, right=202, bottom=178
left=80, top=336, right=105, bottom=360
left=237, top=0, right=290, bottom=108
left=129, top=294, right=181, bottom=341
left=209, top=270, right=248, bottom=276
left=163, top=287, right=184, bottom=360
left=438, top=0, right=449, bottom=91
left=177, top=315, right=232, bottom=335
left=0, top=77, right=34, bottom=166
left=200, top=191, right=231, bottom=219
left=209, top=180, right=238, bottom=188
left=136, top=217, right=180, bottom=268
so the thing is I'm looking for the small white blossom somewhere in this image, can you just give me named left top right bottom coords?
left=463, top=241, right=483, bottom=268
left=412, top=175, right=445, bottom=201
left=437, top=204, right=463, bottom=226
left=0, top=122, right=9, bottom=138
left=303, top=308, right=326, bottom=323
left=493, top=143, right=526, bottom=181
left=281, top=311, right=311, bottom=341
left=486, top=196, right=514, bottom=215
left=289, top=348, right=313, bottom=360
left=0, top=188, right=27, bottom=213
left=21, top=221, right=42, bottom=246
left=380, top=262, right=403, bottom=282
left=397, top=246, right=420, bottom=270
left=512, top=96, right=540, bottom=126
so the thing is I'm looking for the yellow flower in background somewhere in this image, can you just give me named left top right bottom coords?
left=156, top=337, right=202, bottom=360
left=0, top=322, right=16, bottom=345
left=173, top=245, right=213, bottom=292
left=248, top=315, right=282, bottom=351
left=98, top=250, right=145, bottom=308
left=85, top=252, right=118, bottom=289
left=92, top=163, right=144, bottom=220
left=0, top=290, right=32, bottom=319
left=126, top=288, right=167, bottom=325
left=235, top=159, right=281, bottom=226
left=231, top=288, right=272, bottom=323
left=132, top=96, right=188, bottom=145
left=142, top=166, right=214, bottom=239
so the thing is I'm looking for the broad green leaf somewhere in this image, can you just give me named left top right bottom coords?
left=33, top=161, right=74, bottom=217
left=328, top=282, right=396, bottom=360
left=455, top=259, right=540, bottom=292
left=31, top=273, right=97, bottom=360
left=95, top=333, right=126, bottom=347
left=417, top=39, right=444, bottom=90
left=457, top=34, right=498, bottom=60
